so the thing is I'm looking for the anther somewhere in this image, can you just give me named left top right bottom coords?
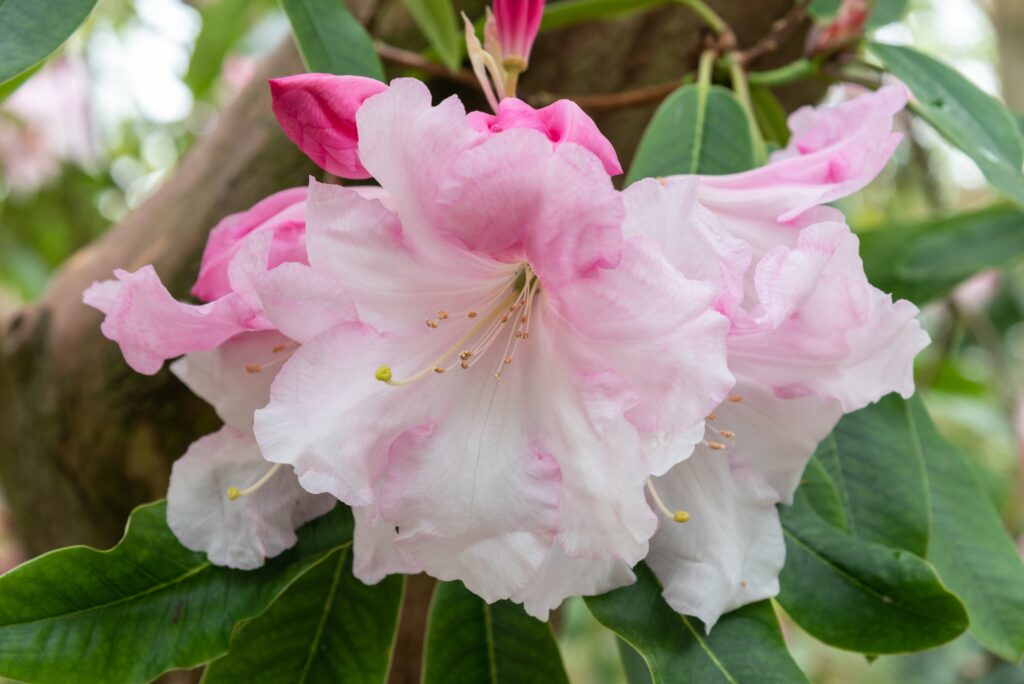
left=674, top=510, right=691, bottom=523
left=461, top=361, right=470, bottom=369
left=468, top=312, right=478, bottom=319
left=437, top=310, right=449, bottom=320
left=707, top=413, right=718, bottom=421
left=434, top=367, right=446, bottom=374
left=244, top=364, right=262, bottom=374
left=503, top=356, right=512, bottom=365
left=426, top=319, right=439, bottom=329
left=272, top=344, right=288, bottom=353
left=728, top=395, right=744, bottom=403
left=459, top=351, right=472, bottom=360
left=707, top=441, right=726, bottom=450
left=719, top=430, right=735, bottom=439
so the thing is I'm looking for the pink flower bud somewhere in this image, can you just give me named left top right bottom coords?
left=492, top=0, right=545, bottom=69
left=269, top=74, right=387, bottom=179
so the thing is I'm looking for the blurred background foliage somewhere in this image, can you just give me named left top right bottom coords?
left=0, top=0, right=1021, bottom=681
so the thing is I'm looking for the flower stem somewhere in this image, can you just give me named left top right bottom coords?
left=728, top=57, right=767, bottom=165
left=675, top=0, right=729, bottom=35
left=746, top=58, right=818, bottom=87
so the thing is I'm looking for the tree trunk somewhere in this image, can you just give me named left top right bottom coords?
left=0, top=0, right=814, bottom=678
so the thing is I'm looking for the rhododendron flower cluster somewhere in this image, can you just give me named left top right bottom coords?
left=85, top=66, right=927, bottom=624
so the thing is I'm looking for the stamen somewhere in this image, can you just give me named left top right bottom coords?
left=227, top=463, right=283, bottom=501
left=706, top=441, right=726, bottom=450
left=718, top=430, right=735, bottom=439
left=707, top=413, right=718, bottom=421
left=243, top=342, right=298, bottom=374
left=272, top=344, right=289, bottom=354
left=468, top=312, right=478, bottom=319
left=728, top=395, right=744, bottom=403
left=646, top=477, right=690, bottom=524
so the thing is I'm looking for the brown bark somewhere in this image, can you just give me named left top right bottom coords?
left=989, top=0, right=1024, bottom=112
left=0, top=0, right=816, bottom=679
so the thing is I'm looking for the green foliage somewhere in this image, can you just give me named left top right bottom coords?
left=870, top=42, right=1024, bottom=205
left=0, top=0, right=99, bottom=84
left=203, top=548, right=405, bottom=683
left=913, top=397, right=1024, bottom=662
left=540, top=0, right=670, bottom=32
left=750, top=86, right=790, bottom=148
left=859, top=206, right=1024, bottom=305
left=627, top=84, right=757, bottom=184
left=422, top=581, right=569, bottom=684
left=280, top=0, right=385, bottom=79
left=806, top=0, right=842, bottom=20
left=401, top=0, right=462, bottom=73
left=587, top=564, right=808, bottom=684
left=185, top=0, right=258, bottom=99
left=0, top=502, right=354, bottom=684
left=866, top=0, right=910, bottom=29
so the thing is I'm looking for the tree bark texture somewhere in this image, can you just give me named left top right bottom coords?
left=0, top=0, right=814, bottom=677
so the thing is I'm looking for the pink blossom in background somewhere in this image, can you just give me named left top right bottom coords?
left=270, top=74, right=387, bottom=179
left=222, top=55, right=258, bottom=96
left=807, top=0, right=870, bottom=54
left=0, top=57, right=95, bottom=194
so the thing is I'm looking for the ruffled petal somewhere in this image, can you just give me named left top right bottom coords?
left=192, top=187, right=307, bottom=302
left=728, top=222, right=929, bottom=412
left=554, top=235, right=734, bottom=433
left=645, top=447, right=785, bottom=629
left=511, top=546, right=635, bottom=620
left=304, top=179, right=509, bottom=330
left=352, top=506, right=421, bottom=584
left=167, top=426, right=335, bottom=570
left=270, top=74, right=387, bottom=179
left=84, top=266, right=262, bottom=375
left=696, top=85, right=908, bottom=230
left=466, top=97, right=623, bottom=176
left=169, top=330, right=292, bottom=432
left=436, top=127, right=624, bottom=286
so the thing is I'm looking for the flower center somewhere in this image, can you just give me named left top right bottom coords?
left=376, top=263, right=540, bottom=386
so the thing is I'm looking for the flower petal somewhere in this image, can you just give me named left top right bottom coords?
left=352, top=506, right=421, bottom=584
left=646, top=447, right=785, bottom=629
left=192, top=187, right=307, bottom=302
left=84, top=266, right=261, bottom=375
left=511, top=546, right=635, bottom=620
left=436, top=127, right=624, bottom=286
left=270, top=74, right=387, bottom=179
left=170, top=330, right=292, bottom=432
left=167, top=426, right=335, bottom=570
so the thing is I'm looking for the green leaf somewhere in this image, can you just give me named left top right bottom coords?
left=750, top=85, right=790, bottom=147
left=422, top=581, right=569, bottom=684
left=807, top=0, right=842, bottom=20
left=909, top=395, right=1024, bottom=662
left=866, top=0, right=910, bottom=29
left=0, top=60, right=41, bottom=104
left=587, top=564, right=808, bottom=684
left=203, top=547, right=404, bottom=683
left=185, top=0, right=255, bottom=99
left=627, top=84, right=757, bottom=184
left=0, top=501, right=353, bottom=684
left=540, top=0, right=670, bottom=32
left=401, top=0, right=462, bottom=73
left=280, top=0, right=385, bottom=79
left=860, top=205, right=1024, bottom=304
left=811, top=394, right=931, bottom=555
left=778, top=489, right=968, bottom=654
left=869, top=42, right=1024, bottom=204
left=0, top=0, right=99, bottom=84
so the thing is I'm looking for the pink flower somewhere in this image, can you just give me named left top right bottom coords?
left=492, top=0, right=544, bottom=69
left=270, top=74, right=388, bottom=179
left=467, top=97, right=623, bottom=176
left=623, top=84, right=928, bottom=628
left=252, top=78, right=733, bottom=602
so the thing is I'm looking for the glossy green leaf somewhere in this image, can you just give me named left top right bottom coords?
left=870, top=42, right=1024, bottom=204
left=811, top=394, right=930, bottom=555
left=0, top=61, right=41, bottom=104
left=401, top=0, right=462, bottom=73
left=778, top=489, right=968, bottom=654
left=587, top=564, right=808, bottom=684
left=627, top=84, right=757, bottom=184
left=909, top=396, right=1024, bottom=662
left=540, top=0, right=669, bottom=32
left=185, top=0, right=255, bottom=99
left=867, top=0, right=910, bottom=29
left=860, top=205, right=1024, bottom=304
left=280, top=0, right=385, bottom=79
left=0, top=501, right=354, bottom=684
left=0, top=0, right=99, bottom=84
left=422, top=581, right=568, bottom=684
left=203, top=547, right=404, bottom=683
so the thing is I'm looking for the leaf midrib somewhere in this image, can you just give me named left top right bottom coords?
left=297, top=548, right=348, bottom=684
left=678, top=614, right=739, bottom=684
